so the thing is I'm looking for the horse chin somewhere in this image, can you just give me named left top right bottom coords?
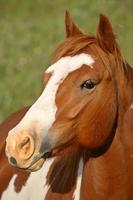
left=25, top=143, right=76, bottom=172
left=26, top=158, right=45, bottom=172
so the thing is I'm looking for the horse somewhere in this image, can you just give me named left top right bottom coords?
left=0, top=11, right=133, bottom=200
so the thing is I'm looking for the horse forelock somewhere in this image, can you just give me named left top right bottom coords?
left=53, top=35, right=96, bottom=61
left=53, top=34, right=128, bottom=78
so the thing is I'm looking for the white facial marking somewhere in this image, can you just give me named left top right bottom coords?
left=130, top=103, right=133, bottom=110
left=1, top=158, right=55, bottom=200
left=9, top=53, right=94, bottom=139
left=73, top=158, right=84, bottom=200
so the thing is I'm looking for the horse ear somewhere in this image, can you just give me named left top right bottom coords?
left=65, top=10, right=83, bottom=38
left=96, top=14, right=116, bottom=53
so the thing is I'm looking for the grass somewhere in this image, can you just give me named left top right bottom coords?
left=0, top=0, right=133, bottom=122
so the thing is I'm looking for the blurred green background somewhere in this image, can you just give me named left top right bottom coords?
left=0, top=0, right=132, bottom=123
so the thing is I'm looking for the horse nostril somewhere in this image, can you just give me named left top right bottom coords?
left=17, top=135, right=35, bottom=160
left=18, top=137, right=30, bottom=153
left=6, top=132, right=35, bottom=167
left=10, top=156, right=17, bottom=165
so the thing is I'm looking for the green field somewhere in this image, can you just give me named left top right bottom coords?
left=0, top=0, right=133, bottom=122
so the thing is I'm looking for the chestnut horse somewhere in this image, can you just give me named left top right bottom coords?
left=1, top=12, right=133, bottom=200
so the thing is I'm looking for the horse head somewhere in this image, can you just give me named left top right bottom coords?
left=6, top=12, right=123, bottom=171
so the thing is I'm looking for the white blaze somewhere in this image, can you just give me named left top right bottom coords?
left=9, top=53, right=94, bottom=137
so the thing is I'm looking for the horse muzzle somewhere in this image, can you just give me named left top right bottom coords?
left=5, top=129, right=53, bottom=171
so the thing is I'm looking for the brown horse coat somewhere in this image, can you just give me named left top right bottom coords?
left=0, top=12, right=133, bottom=200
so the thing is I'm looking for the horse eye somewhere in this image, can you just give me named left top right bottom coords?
left=80, top=80, right=95, bottom=89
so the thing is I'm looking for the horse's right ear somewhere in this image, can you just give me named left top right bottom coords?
left=96, top=14, right=116, bottom=53
left=65, top=11, right=83, bottom=38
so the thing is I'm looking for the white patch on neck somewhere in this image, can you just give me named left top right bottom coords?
left=130, top=103, right=133, bottom=110
left=1, top=158, right=55, bottom=200
left=73, top=158, right=84, bottom=200
left=9, top=53, right=94, bottom=139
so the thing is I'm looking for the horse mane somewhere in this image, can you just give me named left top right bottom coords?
left=48, top=150, right=82, bottom=193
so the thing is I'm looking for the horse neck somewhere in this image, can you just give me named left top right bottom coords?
left=114, top=60, right=133, bottom=125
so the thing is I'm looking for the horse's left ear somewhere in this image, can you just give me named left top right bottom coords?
left=97, top=14, right=116, bottom=53
left=65, top=10, right=83, bottom=38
